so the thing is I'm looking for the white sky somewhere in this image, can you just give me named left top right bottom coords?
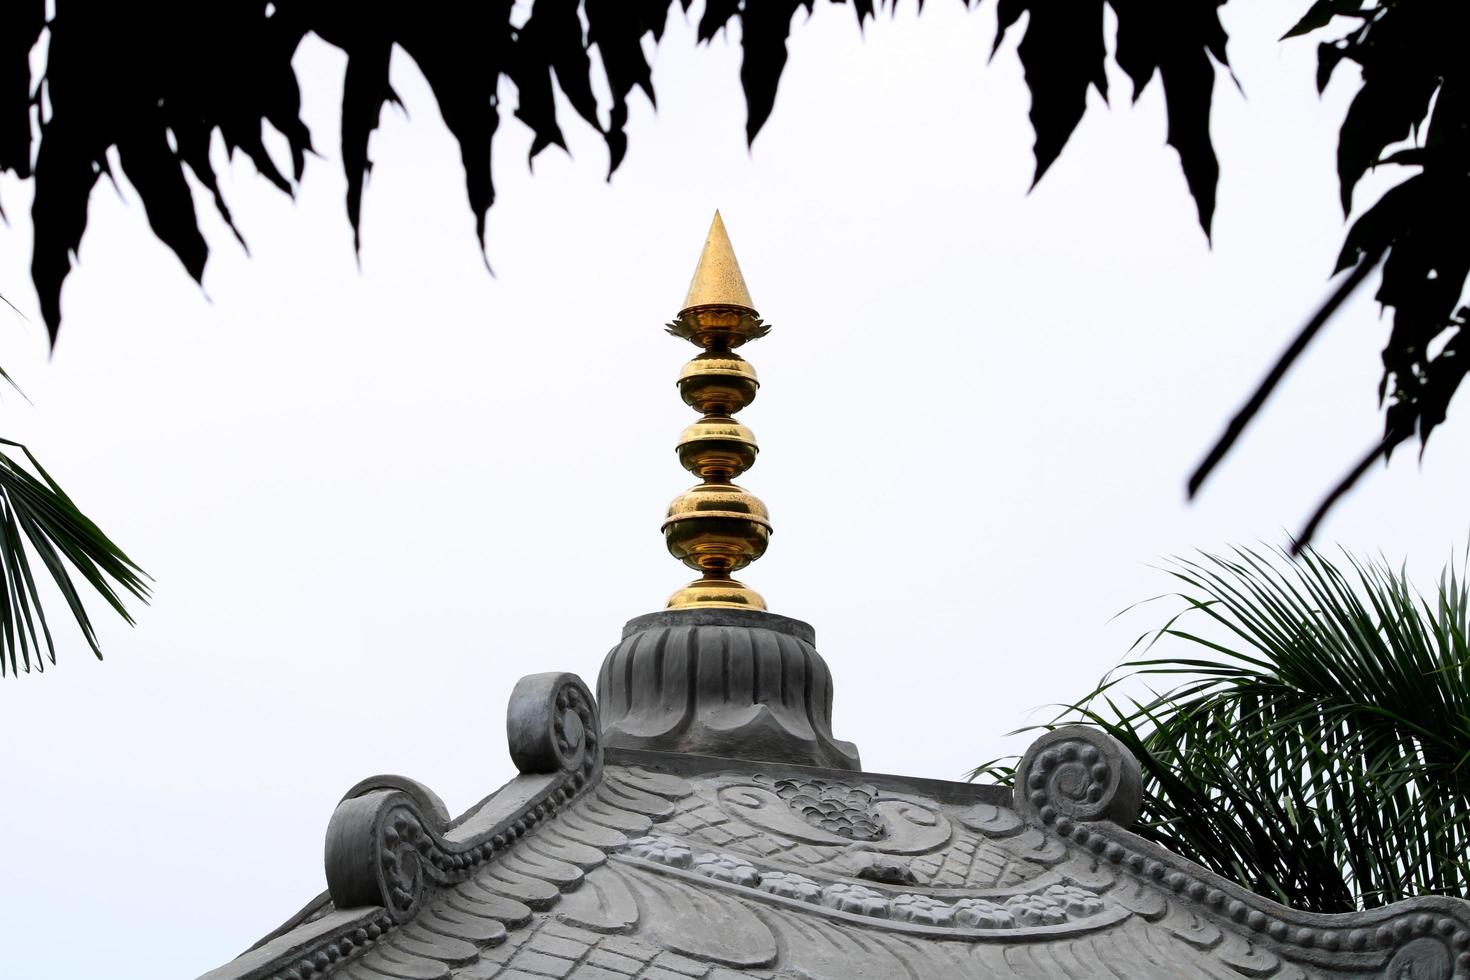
left=2, top=2, right=1465, bottom=976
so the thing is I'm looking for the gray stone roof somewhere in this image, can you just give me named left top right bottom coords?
left=200, top=613, right=1470, bottom=980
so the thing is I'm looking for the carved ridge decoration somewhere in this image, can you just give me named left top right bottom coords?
left=712, top=772, right=953, bottom=856
left=205, top=715, right=1470, bottom=979
left=259, top=672, right=603, bottom=980
left=614, top=831, right=1129, bottom=939
left=769, top=775, right=885, bottom=840
left=1016, top=726, right=1470, bottom=980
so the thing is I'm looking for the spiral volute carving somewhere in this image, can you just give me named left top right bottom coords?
left=1014, top=726, right=1143, bottom=830
left=324, top=671, right=601, bottom=923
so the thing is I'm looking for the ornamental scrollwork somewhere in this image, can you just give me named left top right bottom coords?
left=1015, top=728, right=1470, bottom=978
left=1013, top=725, right=1143, bottom=830
left=324, top=672, right=600, bottom=923
left=713, top=773, right=951, bottom=854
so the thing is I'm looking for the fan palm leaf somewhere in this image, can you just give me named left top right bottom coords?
left=973, top=544, right=1470, bottom=913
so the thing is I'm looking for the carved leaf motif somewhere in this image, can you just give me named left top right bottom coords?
left=1050, top=849, right=1118, bottom=890
left=446, top=881, right=532, bottom=927
left=716, top=783, right=854, bottom=845
left=1110, top=879, right=1169, bottom=921
left=615, top=767, right=696, bottom=800
left=352, top=944, right=453, bottom=979
left=416, top=906, right=507, bottom=946
left=580, top=796, right=655, bottom=836
left=956, top=802, right=1025, bottom=838
left=475, top=865, right=560, bottom=909
left=715, top=777, right=954, bottom=854
left=501, top=848, right=583, bottom=889
left=1387, top=938, right=1454, bottom=980
left=597, top=781, right=675, bottom=820
left=1270, top=964, right=1312, bottom=980
left=624, top=864, right=778, bottom=968
left=554, top=864, right=641, bottom=934
left=1099, top=917, right=1239, bottom=978
left=555, top=811, right=630, bottom=851
left=757, top=905, right=935, bottom=979
left=769, top=776, right=885, bottom=840
left=994, top=937, right=1082, bottom=978
left=869, top=799, right=952, bottom=854
left=1213, top=930, right=1282, bottom=975
left=528, top=830, right=608, bottom=871
left=1010, top=826, right=1069, bottom=867
left=390, top=924, right=479, bottom=966
left=1161, top=902, right=1223, bottom=949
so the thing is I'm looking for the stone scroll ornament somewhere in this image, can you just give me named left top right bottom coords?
left=324, top=672, right=601, bottom=922
left=1013, top=725, right=1143, bottom=832
left=1015, top=726, right=1470, bottom=980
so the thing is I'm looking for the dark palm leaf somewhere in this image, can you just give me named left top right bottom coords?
left=0, top=436, right=149, bottom=677
left=973, top=545, right=1470, bottom=913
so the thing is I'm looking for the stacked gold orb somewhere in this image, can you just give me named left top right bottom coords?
left=662, top=213, right=772, bottom=611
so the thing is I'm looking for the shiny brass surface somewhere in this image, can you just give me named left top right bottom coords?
left=682, top=211, right=755, bottom=311
left=663, top=482, right=771, bottom=524
left=662, top=212, right=776, bottom=611
left=662, top=483, right=770, bottom=573
left=678, top=352, right=759, bottom=415
left=676, top=416, right=758, bottom=480
left=665, top=307, right=770, bottom=349
left=665, top=574, right=767, bottom=611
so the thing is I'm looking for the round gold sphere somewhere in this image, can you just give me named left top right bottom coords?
left=676, top=416, right=758, bottom=480
left=666, top=575, right=767, bottom=611
left=678, top=352, right=759, bottom=415
left=662, top=483, right=771, bottom=573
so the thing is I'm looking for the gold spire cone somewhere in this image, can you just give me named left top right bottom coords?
left=682, top=210, right=756, bottom=312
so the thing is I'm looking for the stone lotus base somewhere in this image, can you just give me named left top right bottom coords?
left=597, top=609, right=861, bottom=772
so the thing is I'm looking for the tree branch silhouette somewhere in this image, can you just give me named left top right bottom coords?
left=0, top=1, right=1463, bottom=543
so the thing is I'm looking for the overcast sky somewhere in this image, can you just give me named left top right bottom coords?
left=2, top=2, right=1465, bottom=977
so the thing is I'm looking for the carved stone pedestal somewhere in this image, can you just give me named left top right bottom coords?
left=596, top=608, right=861, bottom=770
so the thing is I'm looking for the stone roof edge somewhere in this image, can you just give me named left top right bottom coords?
left=197, top=679, right=1470, bottom=980
left=603, top=744, right=1013, bottom=809
left=1013, top=726, right=1470, bottom=977
left=197, top=671, right=605, bottom=980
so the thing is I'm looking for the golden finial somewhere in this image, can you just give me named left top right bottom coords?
left=682, top=211, right=755, bottom=310
left=661, top=212, right=771, bottom=611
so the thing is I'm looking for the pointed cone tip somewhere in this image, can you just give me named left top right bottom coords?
left=682, top=210, right=755, bottom=311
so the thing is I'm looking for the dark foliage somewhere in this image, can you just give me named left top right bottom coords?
left=0, top=433, right=149, bottom=677
left=993, top=0, right=1229, bottom=232
left=0, top=2, right=1461, bottom=540
left=1, top=0, right=1231, bottom=338
left=973, top=546, right=1470, bottom=913
left=1190, top=2, right=1470, bottom=545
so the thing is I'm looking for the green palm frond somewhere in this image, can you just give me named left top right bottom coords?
left=973, top=544, right=1470, bottom=913
left=0, top=437, right=150, bottom=677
